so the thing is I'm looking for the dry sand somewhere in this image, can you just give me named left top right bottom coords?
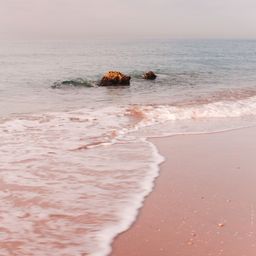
left=111, top=127, right=256, bottom=256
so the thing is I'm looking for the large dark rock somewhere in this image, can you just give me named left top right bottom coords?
left=143, top=71, right=157, bottom=80
left=99, top=71, right=131, bottom=86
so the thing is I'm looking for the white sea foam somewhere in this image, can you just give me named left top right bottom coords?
left=0, top=96, right=256, bottom=255
left=127, top=95, right=256, bottom=125
left=0, top=108, right=164, bottom=256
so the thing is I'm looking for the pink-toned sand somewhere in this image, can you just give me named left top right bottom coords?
left=111, top=127, right=256, bottom=256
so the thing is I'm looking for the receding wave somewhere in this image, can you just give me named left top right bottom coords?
left=1, top=94, right=256, bottom=256
left=0, top=106, right=164, bottom=256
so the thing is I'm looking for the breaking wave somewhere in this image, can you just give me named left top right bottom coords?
left=52, top=78, right=96, bottom=88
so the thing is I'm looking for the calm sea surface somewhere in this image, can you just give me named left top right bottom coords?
left=1, top=39, right=256, bottom=255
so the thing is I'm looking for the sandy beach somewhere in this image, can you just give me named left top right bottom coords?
left=111, top=127, right=256, bottom=256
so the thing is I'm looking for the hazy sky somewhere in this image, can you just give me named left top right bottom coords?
left=0, top=0, right=256, bottom=39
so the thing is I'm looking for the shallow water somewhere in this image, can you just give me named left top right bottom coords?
left=1, top=39, right=256, bottom=255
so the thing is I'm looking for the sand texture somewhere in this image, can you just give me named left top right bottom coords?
left=112, top=127, right=256, bottom=256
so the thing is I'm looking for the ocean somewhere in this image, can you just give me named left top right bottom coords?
left=1, top=39, right=256, bottom=255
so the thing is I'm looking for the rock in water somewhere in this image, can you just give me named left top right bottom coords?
left=99, top=71, right=131, bottom=86
left=143, top=71, right=157, bottom=80
left=51, top=79, right=93, bottom=88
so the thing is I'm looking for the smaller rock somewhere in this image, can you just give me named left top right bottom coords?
left=143, top=71, right=157, bottom=80
left=218, top=223, right=225, bottom=228
left=187, top=240, right=194, bottom=246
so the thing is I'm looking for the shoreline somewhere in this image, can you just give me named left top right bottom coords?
left=111, top=126, right=256, bottom=256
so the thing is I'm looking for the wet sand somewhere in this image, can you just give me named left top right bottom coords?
left=111, top=127, right=256, bottom=256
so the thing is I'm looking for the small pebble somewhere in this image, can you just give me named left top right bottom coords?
left=191, top=232, right=197, bottom=237
left=187, top=240, right=194, bottom=246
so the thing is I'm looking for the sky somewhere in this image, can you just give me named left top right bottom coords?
left=0, top=0, right=256, bottom=40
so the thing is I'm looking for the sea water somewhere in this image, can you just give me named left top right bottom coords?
left=1, top=39, right=256, bottom=255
